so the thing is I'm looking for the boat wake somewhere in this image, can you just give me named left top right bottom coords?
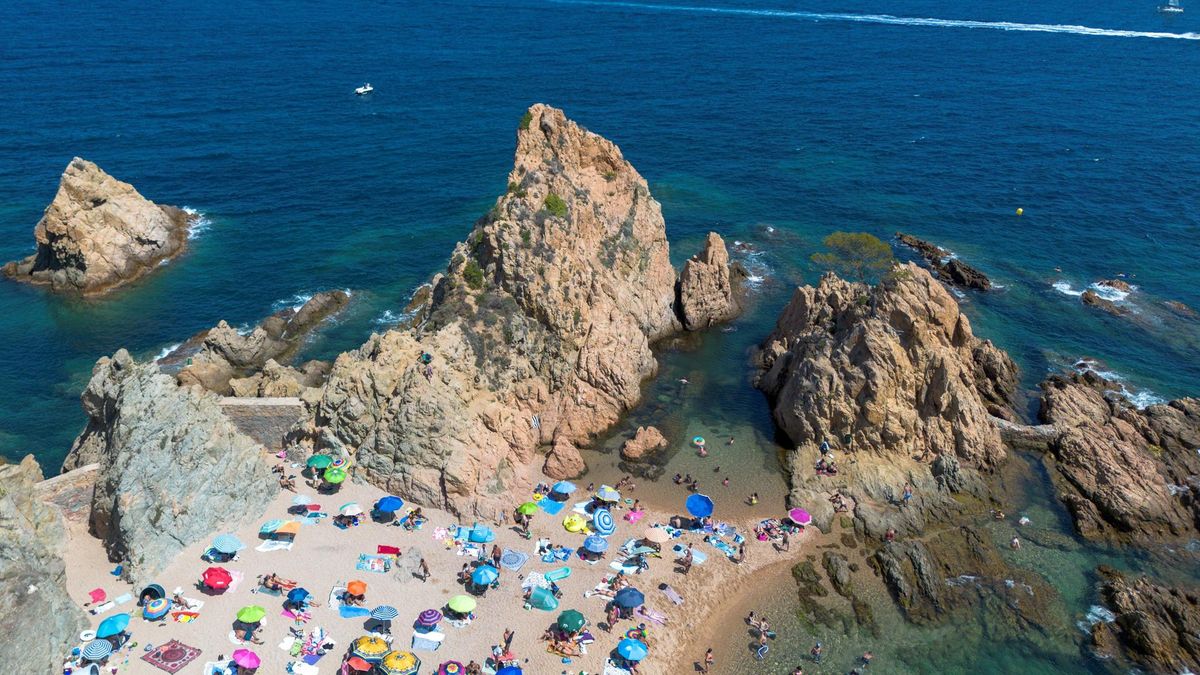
left=550, top=0, right=1200, bottom=40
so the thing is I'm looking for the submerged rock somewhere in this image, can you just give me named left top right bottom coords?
left=1080, top=289, right=1128, bottom=316
left=894, top=232, right=991, bottom=290
left=2, top=157, right=191, bottom=294
left=0, top=456, right=88, bottom=672
left=677, top=232, right=745, bottom=330
left=64, top=350, right=276, bottom=584
left=1098, top=566, right=1200, bottom=673
left=620, top=425, right=669, bottom=461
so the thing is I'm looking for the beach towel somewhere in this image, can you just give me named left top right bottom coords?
left=624, top=510, right=645, bottom=524
left=256, top=540, right=294, bottom=552
left=356, top=554, right=392, bottom=573
left=329, top=586, right=347, bottom=608
left=257, top=585, right=284, bottom=596
left=282, top=608, right=310, bottom=622
left=113, top=592, right=133, bottom=606
left=202, top=662, right=233, bottom=675
left=499, top=548, right=529, bottom=572
left=456, top=543, right=483, bottom=558
left=338, top=605, right=371, bottom=619
left=410, top=631, right=445, bottom=651
left=660, top=585, right=684, bottom=605
left=708, top=538, right=737, bottom=557
left=88, top=588, right=107, bottom=604
left=171, top=611, right=200, bottom=623
left=142, top=639, right=202, bottom=674
left=636, top=606, right=668, bottom=625
left=227, top=570, right=245, bottom=592
left=603, top=661, right=631, bottom=675
left=278, top=635, right=297, bottom=652
left=671, top=544, right=708, bottom=564
left=572, top=500, right=591, bottom=515
left=377, top=545, right=401, bottom=555
left=92, top=601, right=114, bottom=613
left=609, top=560, right=639, bottom=574
left=538, top=499, right=566, bottom=516
left=432, top=527, right=450, bottom=540
left=285, top=662, right=319, bottom=675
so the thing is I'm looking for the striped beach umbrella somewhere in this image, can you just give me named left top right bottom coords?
left=370, top=605, right=400, bottom=621
left=351, top=635, right=390, bottom=662
left=81, top=639, right=113, bottom=661
left=143, top=597, right=171, bottom=620
left=596, top=485, right=621, bottom=502
left=212, top=533, right=244, bottom=554
left=259, top=519, right=285, bottom=534
left=592, top=508, right=615, bottom=535
left=417, top=608, right=443, bottom=625
left=583, top=535, right=608, bottom=553
left=340, top=502, right=364, bottom=516
left=438, top=662, right=465, bottom=675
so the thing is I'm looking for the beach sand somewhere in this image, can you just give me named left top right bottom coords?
left=61, top=466, right=812, bottom=675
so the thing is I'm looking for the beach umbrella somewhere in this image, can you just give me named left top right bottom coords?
left=139, top=584, right=166, bottom=603
left=379, top=650, right=421, bottom=675
left=613, top=587, right=645, bottom=609
left=351, top=635, right=390, bottom=662
left=643, top=527, right=671, bottom=544
left=591, top=509, right=615, bottom=536
left=528, top=586, right=559, bottom=611
left=232, top=648, right=261, bottom=669
left=557, top=609, right=587, bottom=632
left=306, top=454, right=333, bottom=469
left=583, top=535, right=608, bottom=553
left=551, top=481, right=577, bottom=494
left=96, top=613, right=130, bottom=638
left=259, top=519, right=285, bottom=534
left=324, top=467, right=347, bottom=484
left=212, top=533, right=244, bottom=554
left=345, top=656, right=373, bottom=673
left=287, top=588, right=311, bottom=604
left=471, top=565, right=500, bottom=586
left=417, top=608, right=443, bottom=625
left=495, top=666, right=523, bottom=675
left=292, top=494, right=315, bottom=506
left=685, top=493, right=715, bottom=518
left=143, top=597, right=171, bottom=620
left=447, top=595, right=476, bottom=613
left=370, top=605, right=399, bottom=621
left=81, top=639, right=113, bottom=661
left=377, top=496, right=405, bottom=513
left=596, top=485, right=621, bottom=502
left=787, top=507, right=813, bottom=526
left=438, top=661, right=465, bottom=675
left=516, top=501, right=538, bottom=515
left=202, top=566, right=233, bottom=590
left=331, top=456, right=350, bottom=469
left=617, top=638, right=649, bottom=662
left=340, top=502, right=364, bottom=516
left=236, top=605, right=267, bottom=624
left=347, top=580, right=368, bottom=596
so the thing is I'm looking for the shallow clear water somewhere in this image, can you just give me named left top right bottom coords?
left=2, top=0, right=1199, bottom=670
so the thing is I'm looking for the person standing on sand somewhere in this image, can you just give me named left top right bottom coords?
left=418, top=558, right=431, bottom=582
left=702, top=648, right=715, bottom=672
left=502, top=628, right=514, bottom=652
left=780, top=531, right=790, bottom=552
left=491, top=544, right=502, bottom=569
left=736, top=542, right=747, bottom=563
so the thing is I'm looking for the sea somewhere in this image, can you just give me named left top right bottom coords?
left=1, top=1, right=1198, bottom=672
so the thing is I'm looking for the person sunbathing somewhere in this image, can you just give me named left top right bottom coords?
left=260, top=573, right=297, bottom=591
left=343, top=592, right=365, bottom=606
left=171, top=593, right=195, bottom=609
left=279, top=474, right=297, bottom=491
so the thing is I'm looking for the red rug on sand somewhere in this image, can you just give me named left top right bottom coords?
left=141, top=639, right=202, bottom=673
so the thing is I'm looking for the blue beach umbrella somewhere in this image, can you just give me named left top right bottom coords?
left=81, top=639, right=113, bottom=661
left=287, top=588, right=311, bottom=604
left=212, top=533, right=244, bottom=554
left=376, top=496, right=405, bottom=513
left=259, top=519, right=285, bottom=534
left=583, top=535, right=608, bottom=553
left=685, top=493, right=715, bottom=519
left=596, top=485, right=621, bottom=502
left=495, top=667, right=523, bottom=675
left=617, top=638, right=649, bottom=662
left=96, top=612, right=130, bottom=638
left=592, top=508, right=615, bottom=536
left=371, top=605, right=400, bottom=620
left=551, top=481, right=577, bottom=494
left=471, top=565, right=500, bottom=585
left=613, top=587, right=644, bottom=609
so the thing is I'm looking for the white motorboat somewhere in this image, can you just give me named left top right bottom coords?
left=355, top=83, right=374, bottom=95
left=1159, top=0, right=1183, bottom=13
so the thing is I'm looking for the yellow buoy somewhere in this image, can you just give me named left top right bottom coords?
left=1016, top=208, right=1024, bottom=216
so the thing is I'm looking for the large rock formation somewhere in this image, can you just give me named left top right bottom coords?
left=1095, top=567, right=1200, bottom=673
left=64, top=350, right=276, bottom=584
left=755, top=263, right=1018, bottom=534
left=895, top=232, right=991, bottom=291
left=0, top=456, right=88, bottom=672
left=677, top=232, right=744, bottom=330
left=1038, top=371, right=1200, bottom=545
left=165, top=290, right=349, bottom=395
left=620, top=425, right=668, bottom=461
left=2, top=157, right=191, bottom=294
left=299, top=105, right=686, bottom=514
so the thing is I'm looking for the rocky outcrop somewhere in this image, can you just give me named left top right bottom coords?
left=0, top=456, right=88, bottom=672
left=620, top=425, right=668, bottom=461
left=677, top=232, right=744, bottom=330
left=167, top=290, right=348, bottom=395
left=1037, top=371, right=1200, bottom=545
left=2, top=157, right=191, bottom=294
left=544, top=436, right=586, bottom=480
left=300, top=105, right=687, bottom=514
left=64, top=350, right=276, bottom=584
left=894, top=232, right=991, bottom=290
left=1164, top=300, right=1198, bottom=319
left=1096, top=279, right=1132, bottom=293
left=1096, top=567, right=1200, bottom=673
left=1080, top=289, right=1128, bottom=316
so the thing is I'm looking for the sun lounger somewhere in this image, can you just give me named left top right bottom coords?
left=410, top=631, right=445, bottom=651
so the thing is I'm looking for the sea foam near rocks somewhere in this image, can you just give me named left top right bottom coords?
left=181, top=206, right=210, bottom=238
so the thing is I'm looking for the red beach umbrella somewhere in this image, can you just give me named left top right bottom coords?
left=202, top=566, right=233, bottom=590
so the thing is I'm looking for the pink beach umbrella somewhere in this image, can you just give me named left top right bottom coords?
left=787, top=508, right=813, bottom=526
left=232, top=648, right=261, bottom=669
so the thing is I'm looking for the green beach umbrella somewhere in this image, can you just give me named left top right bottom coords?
left=324, top=467, right=347, bottom=484
left=236, top=605, right=267, bottom=624
left=557, top=609, right=586, bottom=632
left=517, top=502, right=538, bottom=515
left=306, top=454, right=333, bottom=469
left=447, top=595, right=476, bottom=613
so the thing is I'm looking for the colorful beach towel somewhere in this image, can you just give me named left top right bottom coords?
left=356, top=553, right=392, bottom=573
left=256, top=585, right=283, bottom=597
left=499, top=548, right=529, bottom=572
left=708, top=538, right=737, bottom=558
left=142, top=639, right=202, bottom=674
left=338, top=605, right=371, bottom=619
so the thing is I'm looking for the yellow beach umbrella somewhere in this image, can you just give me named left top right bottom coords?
left=351, top=635, right=390, bottom=662
left=379, top=650, right=421, bottom=675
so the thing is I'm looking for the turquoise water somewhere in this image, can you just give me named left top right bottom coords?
left=2, top=1, right=1199, bottom=670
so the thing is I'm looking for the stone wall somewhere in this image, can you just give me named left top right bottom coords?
left=218, top=397, right=305, bottom=451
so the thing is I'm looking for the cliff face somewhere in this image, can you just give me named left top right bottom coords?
left=2, top=157, right=191, bottom=294
left=65, top=350, right=276, bottom=585
left=0, top=457, right=88, bottom=672
left=303, top=105, right=689, bottom=514
left=678, top=232, right=744, bottom=330
left=1095, top=567, right=1200, bottom=673
left=1038, top=372, right=1200, bottom=545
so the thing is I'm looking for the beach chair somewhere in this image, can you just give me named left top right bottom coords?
left=411, top=630, right=445, bottom=651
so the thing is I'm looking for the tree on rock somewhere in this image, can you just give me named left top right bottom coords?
left=811, top=232, right=894, bottom=282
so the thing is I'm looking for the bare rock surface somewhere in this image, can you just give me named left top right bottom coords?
left=895, top=232, right=991, bottom=290
left=677, top=232, right=744, bottom=330
left=620, top=425, right=669, bottom=461
left=64, top=349, right=276, bottom=585
left=2, top=157, right=191, bottom=294
left=0, top=456, right=88, bottom=672
left=1097, top=566, right=1200, bottom=673
left=1080, top=289, right=1128, bottom=316
left=1037, top=371, right=1200, bottom=544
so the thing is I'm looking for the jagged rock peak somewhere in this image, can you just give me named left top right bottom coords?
left=678, top=232, right=745, bottom=330
left=2, top=157, right=192, bottom=294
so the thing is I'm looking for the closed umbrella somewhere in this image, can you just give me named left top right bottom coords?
left=617, top=638, right=649, bottom=661
left=417, top=608, right=443, bottom=625
left=324, top=467, right=347, bottom=484
left=471, top=565, right=500, bottom=585
left=787, top=508, right=813, bottom=526
left=613, top=587, right=645, bottom=609
left=340, top=502, right=364, bottom=516
left=306, top=454, right=333, bottom=469
left=232, top=648, right=261, bottom=669
left=516, top=501, right=538, bottom=515
left=643, top=527, right=671, bottom=544
left=347, top=580, right=368, bottom=596
left=371, top=605, right=400, bottom=620
left=96, top=613, right=130, bottom=638
left=557, top=609, right=586, bottom=632
left=236, top=605, right=267, bottom=624
left=551, top=481, right=576, bottom=494
left=583, top=535, right=608, bottom=553
left=143, top=597, right=171, bottom=620
left=596, top=485, right=621, bottom=502
left=377, top=496, right=404, bottom=513
left=287, top=588, right=311, bottom=605
left=81, top=639, right=113, bottom=661
left=685, top=493, right=715, bottom=518
left=259, top=519, right=285, bottom=534
left=212, top=533, right=244, bottom=554
left=592, top=508, right=615, bottom=536
left=378, top=650, right=421, bottom=675
left=201, top=566, right=233, bottom=590
left=447, top=595, right=476, bottom=613
left=351, top=635, right=390, bottom=662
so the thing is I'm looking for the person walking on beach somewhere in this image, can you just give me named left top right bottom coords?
left=417, top=557, right=431, bottom=582
left=736, top=542, right=747, bottom=563
left=702, top=647, right=715, bottom=673
left=502, top=628, right=514, bottom=652
left=491, top=544, right=502, bottom=570
left=779, top=530, right=790, bottom=552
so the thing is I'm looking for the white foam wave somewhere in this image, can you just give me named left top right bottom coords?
left=374, top=309, right=415, bottom=326
left=154, top=342, right=182, bottom=362
left=1052, top=280, right=1083, bottom=297
left=273, top=292, right=314, bottom=313
left=181, top=207, right=211, bottom=239
left=550, top=0, right=1200, bottom=40
left=1087, top=282, right=1134, bottom=302
left=740, top=251, right=772, bottom=289
left=1073, top=359, right=1166, bottom=409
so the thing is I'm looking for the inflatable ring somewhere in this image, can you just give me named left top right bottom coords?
left=692, top=436, right=705, bottom=447
left=563, top=513, right=587, bottom=533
